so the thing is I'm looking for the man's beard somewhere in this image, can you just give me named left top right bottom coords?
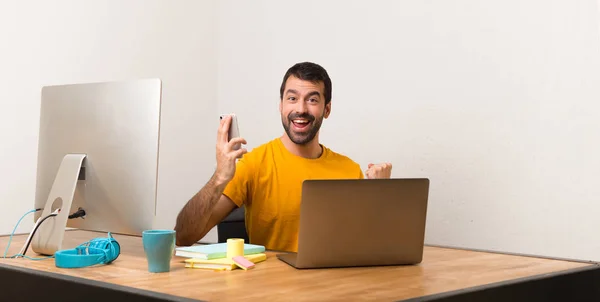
left=282, top=112, right=323, bottom=145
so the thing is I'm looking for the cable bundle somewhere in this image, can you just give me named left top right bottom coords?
left=2, top=207, right=87, bottom=260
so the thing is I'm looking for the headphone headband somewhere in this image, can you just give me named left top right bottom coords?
left=54, top=233, right=120, bottom=268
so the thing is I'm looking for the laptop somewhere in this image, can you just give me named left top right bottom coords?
left=277, top=178, right=430, bottom=269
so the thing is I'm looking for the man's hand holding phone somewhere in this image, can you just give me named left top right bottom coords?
left=215, top=115, right=247, bottom=185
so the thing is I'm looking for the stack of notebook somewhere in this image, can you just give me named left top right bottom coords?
left=175, top=242, right=267, bottom=271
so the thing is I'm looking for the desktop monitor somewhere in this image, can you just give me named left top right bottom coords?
left=31, top=79, right=162, bottom=255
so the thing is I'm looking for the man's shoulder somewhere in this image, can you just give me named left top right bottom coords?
left=239, top=138, right=279, bottom=163
left=323, top=146, right=362, bottom=170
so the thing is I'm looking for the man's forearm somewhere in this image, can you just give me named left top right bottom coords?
left=174, top=173, right=227, bottom=246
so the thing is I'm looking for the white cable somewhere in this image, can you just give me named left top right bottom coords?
left=17, top=208, right=60, bottom=258
left=18, top=217, right=42, bottom=257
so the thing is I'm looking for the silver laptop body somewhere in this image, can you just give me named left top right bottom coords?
left=277, top=178, right=430, bottom=269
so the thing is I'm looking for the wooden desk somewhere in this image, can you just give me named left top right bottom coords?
left=0, top=230, right=598, bottom=301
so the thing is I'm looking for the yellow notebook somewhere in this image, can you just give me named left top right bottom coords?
left=184, top=253, right=267, bottom=271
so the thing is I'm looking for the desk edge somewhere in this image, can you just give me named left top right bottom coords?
left=400, top=263, right=600, bottom=302
left=0, top=262, right=204, bottom=302
left=425, top=244, right=599, bottom=264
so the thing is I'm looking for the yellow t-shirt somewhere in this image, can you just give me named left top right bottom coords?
left=222, top=137, right=363, bottom=252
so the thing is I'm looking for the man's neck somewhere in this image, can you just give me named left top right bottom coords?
left=280, top=134, right=323, bottom=159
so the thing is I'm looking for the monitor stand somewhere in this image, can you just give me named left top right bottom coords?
left=31, top=154, right=86, bottom=256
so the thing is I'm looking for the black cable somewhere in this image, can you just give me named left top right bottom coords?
left=21, top=213, right=57, bottom=256
left=68, top=207, right=86, bottom=219
left=20, top=207, right=86, bottom=257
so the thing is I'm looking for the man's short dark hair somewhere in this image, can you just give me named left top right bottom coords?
left=279, top=62, right=332, bottom=105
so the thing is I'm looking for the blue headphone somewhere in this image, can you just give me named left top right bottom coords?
left=54, top=233, right=120, bottom=268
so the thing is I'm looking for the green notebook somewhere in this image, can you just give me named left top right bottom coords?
left=175, top=242, right=265, bottom=260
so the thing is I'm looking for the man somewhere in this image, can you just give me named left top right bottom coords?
left=174, top=62, right=392, bottom=252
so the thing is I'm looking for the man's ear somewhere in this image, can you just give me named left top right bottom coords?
left=324, top=102, right=331, bottom=118
left=279, top=100, right=282, bottom=113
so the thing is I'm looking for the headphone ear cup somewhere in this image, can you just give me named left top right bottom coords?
left=107, top=239, right=120, bottom=264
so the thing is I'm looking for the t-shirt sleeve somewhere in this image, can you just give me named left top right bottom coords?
left=222, top=155, right=254, bottom=207
left=358, top=164, right=365, bottom=179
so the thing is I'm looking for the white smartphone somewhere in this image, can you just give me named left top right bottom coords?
left=220, top=113, right=241, bottom=150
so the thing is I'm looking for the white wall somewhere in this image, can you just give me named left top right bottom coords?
left=0, top=0, right=219, bottom=242
left=217, top=0, right=600, bottom=262
left=3, top=0, right=600, bottom=262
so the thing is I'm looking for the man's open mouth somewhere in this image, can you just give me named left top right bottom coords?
left=291, top=118, right=311, bottom=130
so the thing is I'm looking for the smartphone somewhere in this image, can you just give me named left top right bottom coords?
left=220, top=113, right=241, bottom=150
